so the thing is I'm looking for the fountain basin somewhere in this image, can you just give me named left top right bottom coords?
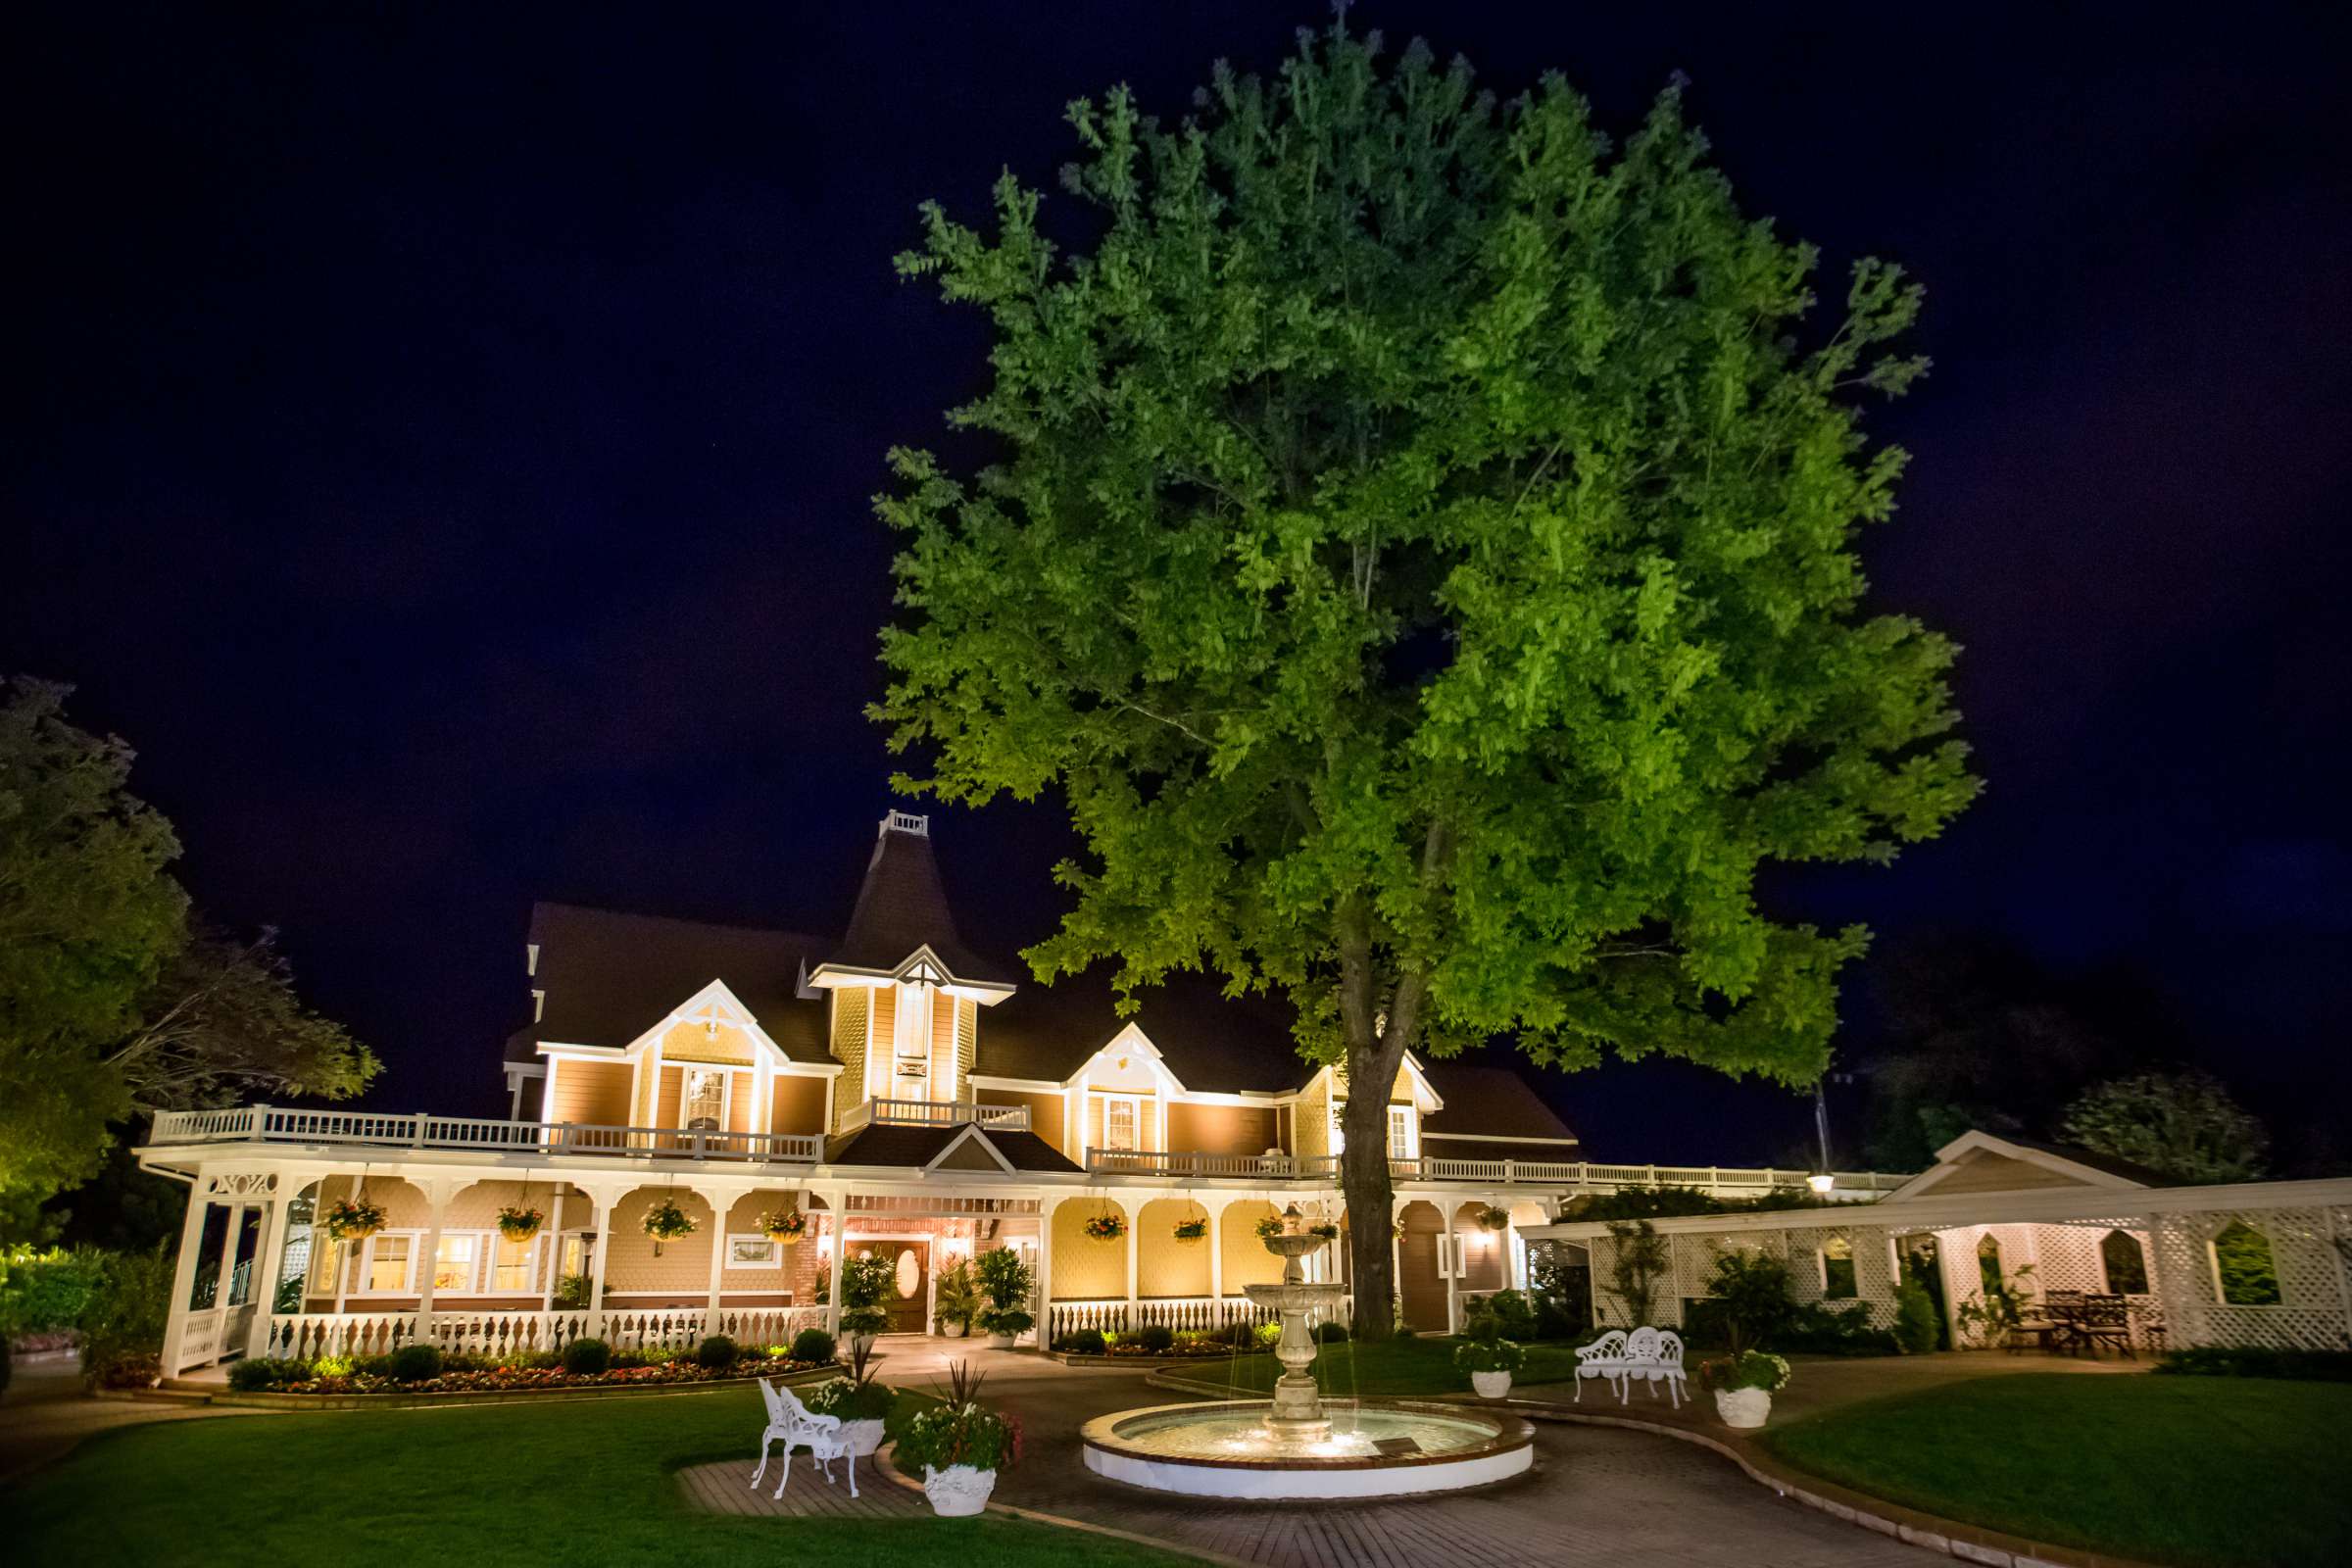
left=1080, top=1399, right=1535, bottom=1499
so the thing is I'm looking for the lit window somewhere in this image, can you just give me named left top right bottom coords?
left=682, top=1068, right=725, bottom=1130
left=433, top=1234, right=479, bottom=1293
left=2100, top=1229, right=2149, bottom=1295
left=893, top=983, right=931, bottom=1092
left=368, top=1235, right=414, bottom=1293
left=1387, top=1105, right=1414, bottom=1160
left=1821, top=1236, right=1858, bottom=1299
left=492, top=1233, right=536, bottom=1293
left=1103, top=1097, right=1138, bottom=1151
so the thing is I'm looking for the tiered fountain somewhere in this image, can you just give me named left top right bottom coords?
left=1079, top=1206, right=1534, bottom=1499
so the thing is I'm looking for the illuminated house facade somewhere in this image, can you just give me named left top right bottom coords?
left=140, top=811, right=1894, bottom=1376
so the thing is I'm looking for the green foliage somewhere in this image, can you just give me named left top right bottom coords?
left=1598, top=1219, right=1669, bottom=1326
left=2156, top=1348, right=2352, bottom=1382
left=1453, top=1335, right=1525, bottom=1374
left=560, top=1337, right=612, bottom=1376
left=1136, top=1322, right=1175, bottom=1353
left=806, top=1373, right=898, bottom=1420
left=1054, top=1328, right=1108, bottom=1355
left=553, top=1271, right=591, bottom=1310
left=387, top=1344, right=442, bottom=1383
left=895, top=1399, right=1020, bottom=1475
left=77, top=1244, right=172, bottom=1386
left=226, top=1356, right=309, bottom=1392
left=1315, top=1319, right=1350, bottom=1344
left=873, top=21, right=1975, bottom=1334
left=934, top=1258, right=982, bottom=1330
left=1893, top=1281, right=1940, bottom=1355
left=1954, top=1261, right=2036, bottom=1348
left=694, top=1334, right=738, bottom=1371
left=972, top=1245, right=1034, bottom=1334
left=0, top=1247, right=104, bottom=1337
left=2060, top=1069, right=2269, bottom=1185
left=2212, top=1221, right=2281, bottom=1306
left=1702, top=1249, right=1797, bottom=1353
left=838, top=1251, right=895, bottom=1310
left=1697, top=1348, right=1791, bottom=1394
left=788, top=1327, right=837, bottom=1364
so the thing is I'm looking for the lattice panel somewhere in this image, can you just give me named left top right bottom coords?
left=2149, top=1204, right=2352, bottom=1351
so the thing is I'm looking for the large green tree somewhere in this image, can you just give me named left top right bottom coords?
left=0, top=678, right=377, bottom=1240
left=875, top=24, right=1977, bottom=1335
left=2060, top=1070, right=2269, bottom=1185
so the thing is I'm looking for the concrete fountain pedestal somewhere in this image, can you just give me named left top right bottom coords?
left=1079, top=1217, right=1535, bottom=1500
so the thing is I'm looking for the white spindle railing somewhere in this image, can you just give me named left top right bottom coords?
left=1081, top=1148, right=1902, bottom=1198
left=267, top=1310, right=418, bottom=1361
left=710, top=1305, right=827, bottom=1349
left=864, top=1098, right=1030, bottom=1131
left=1044, top=1294, right=1285, bottom=1344
left=598, top=1307, right=710, bottom=1355
left=148, top=1106, right=824, bottom=1165
left=425, top=1309, right=592, bottom=1358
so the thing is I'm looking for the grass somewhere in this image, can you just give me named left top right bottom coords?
left=10, top=1381, right=1190, bottom=1568
left=1177, top=1334, right=1584, bottom=1396
left=1764, top=1372, right=2352, bottom=1568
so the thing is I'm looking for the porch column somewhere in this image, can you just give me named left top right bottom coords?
left=819, top=1186, right=847, bottom=1339
left=1121, top=1196, right=1139, bottom=1328
left=1391, top=1197, right=1406, bottom=1325
left=411, top=1178, right=456, bottom=1348
left=1445, top=1207, right=1463, bottom=1335
left=245, top=1186, right=295, bottom=1358
left=1207, top=1200, right=1224, bottom=1306
left=1036, top=1196, right=1059, bottom=1344
left=578, top=1181, right=631, bottom=1340
left=159, top=1178, right=214, bottom=1375
left=538, top=1188, right=567, bottom=1314
left=210, top=1202, right=245, bottom=1323
left=694, top=1183, right=754, bottom=1337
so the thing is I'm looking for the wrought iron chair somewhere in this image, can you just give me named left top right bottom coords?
left=751, top=1377, right=857, bottom=1499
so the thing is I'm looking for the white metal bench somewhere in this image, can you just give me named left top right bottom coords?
left=751, top=1377, right=857, bottom=1499
left=1573, top=1326, right=1688, bottom=1408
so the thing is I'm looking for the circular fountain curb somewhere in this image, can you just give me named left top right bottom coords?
left=1080, top=1398, right=1536, bottom=1500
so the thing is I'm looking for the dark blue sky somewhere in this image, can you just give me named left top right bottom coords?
left=9, top=3, right=2347, bottom=1166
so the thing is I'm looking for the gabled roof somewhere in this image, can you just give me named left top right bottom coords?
left=1882, top=1128, right=2161, bottom=1202
left=522, top=902, right=831, bottom=1060
left=1418, top=1063, right=1578, bottom=1143
left=823, top=1123, right=1080, bottom=1173
left=822, top=815, right=1012, bottom=985
left=975, top=968, right=1313, bottom=1093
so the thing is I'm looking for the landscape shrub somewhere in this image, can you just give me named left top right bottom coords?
left=1136, top=1323, right=1175, bottom=1353
left=1893, top=1282, right=1940, bottom=1355
left=1315, top=1320, right=1349, bottom=1344
left=695, top=1334, right=739, bottom=1371
left=78, top=1246, right=172, bottom=1389
left=1054, top=1328, right=1108, bottom=1355
left=1253, top=1320, right=1282, bottom=1348
left=1784, top=1300, right=1898, bottom=1356
left=0, top=1249, right=104, bottom=1342
left=788, top=1328, right=837, bottom=1364
left=1701, top=1250, right=1798, bottom=1352
left=561, top=1337, right=612, bottom=1375
left=387, top=1344, right=443, bottom=1383
left=2156, top=1347, right=2352, bottom=1382
left=1478, top=1289, right=1537, bottom=1342
left=226, top=1356, right=311, bottom=1391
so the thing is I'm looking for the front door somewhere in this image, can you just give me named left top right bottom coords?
left=859, top=1240, right=930, bottom=1333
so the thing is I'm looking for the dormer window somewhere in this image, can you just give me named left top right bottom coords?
left=892, top=981, right=932, bottom=1097
left=1102, top=1096, right=1139, bottom=1152
left=682, top=1067, right=725, bottom=1131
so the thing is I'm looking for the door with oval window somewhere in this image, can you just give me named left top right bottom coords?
left=858, top=1240, right=930, bottom=1334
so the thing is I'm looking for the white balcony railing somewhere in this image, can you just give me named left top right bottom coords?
left=857, top=1098, right=1031, bottom=1132
left=1082, top=1147, right=1903, bottom=1197
left=147, top=1105, right=824, bottom=1165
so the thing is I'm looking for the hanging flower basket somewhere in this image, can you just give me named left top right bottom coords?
left=1393, top=1218, right=1407, bottom=1241
left=495, top=1204, right=545, bottom=1243
left=1475, top=1205, right=1511, bottom=1233
left=1081, top=1212, right=1127, bottom=1243
left=642, top=1199, right=698, bottom=1250
left=1172, top=1217, right=1207, bottom=1244
left=760, top=1207, right=808, bottom=1245
left=323, top=1196, right=386, bottom=1243
left=1308, top=1222, right=1340, bottom=1241
left=1254, top=1214, right=1286, bottom=1241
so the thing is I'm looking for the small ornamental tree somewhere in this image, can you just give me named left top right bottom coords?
left=876, top=22, right=1976, bottom=1338
left=2059, top=1070, right=2270, bottom=1185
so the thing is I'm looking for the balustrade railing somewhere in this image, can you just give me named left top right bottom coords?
left=1044, top=1294, right=1289, bottom=1344
left=1082, top=1147, right=1902, bottom=1197
left=148, top=1106, right=823, bottom=1165
left=256, top=1304, right=827, bottom=1365
left=864, top=1098, right=1031, bottom=1131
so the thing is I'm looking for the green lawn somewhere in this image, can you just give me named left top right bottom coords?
left=1765, top=1373, right=2352, bottom=1568
left=10, top=1384, right=1189, bottom=1568
left=1179, top=1335, right=1583, bottom=1396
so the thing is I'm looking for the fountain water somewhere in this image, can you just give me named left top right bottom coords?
left=1079, top=1206, right=1535, bottom=1499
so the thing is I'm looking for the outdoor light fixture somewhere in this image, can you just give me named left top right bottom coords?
left=1807, top=1173, right=1837, bottom=1196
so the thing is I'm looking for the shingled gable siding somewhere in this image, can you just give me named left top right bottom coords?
left=1138, top=1198, right=1212, bottom=1296
left=769, top=1074, right=826, bottom=1136
left=869, top=986, right=897, bottom=1095
left=547, top=1058, right=632, bottom=1126
left=928, top=983, right=956, bottom=1099
left=1165, top=1102, right=1278, bottom=1156
left=1295, top=1078, right=1330, bottom=1157
left=1220, top=1200, right=1285, bottom=1293
left=832, top=988, right=868, bottom=1128
left=659, top=1017, right=756, bottom=1066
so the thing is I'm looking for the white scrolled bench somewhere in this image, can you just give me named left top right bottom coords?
left=1573, top=1325, right=1688, bottom=1409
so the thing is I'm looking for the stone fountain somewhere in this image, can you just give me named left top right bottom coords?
left=1078, top=1206, right=1534, bottom=1499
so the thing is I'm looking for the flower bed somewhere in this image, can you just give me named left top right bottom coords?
left=232, top=1349, right=831, bottom=1397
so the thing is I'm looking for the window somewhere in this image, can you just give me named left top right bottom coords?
left=491, top=1233, right=537, bottom=1293
left=893, top=982, right=931, bottom=1093
left=2099, top=1229, right=2149, bottom=1295
left=2212, top=1221, right=2281, bottom=1306
left=1102, top=1096, right=1139, bottom=1152
left=1387, top=1105, right=1415, bottom=1161
left=432, top=1234, right=479, bottom=1294
left=558, top=1234, right=591, bottom=1281
left=727, top=1235, right=783, bottom=1269
left=366, top=1235, right=415, bottom=1294
left=1976, top=1234, right=2004, bottom=1296
left=1821, top=1236, right=1858, bottom=1299
left=682, top=1067, right=726, bottom=1130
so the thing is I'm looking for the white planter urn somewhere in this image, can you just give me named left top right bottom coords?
left=921, top=1463, right=997, bottom=1517
left=849, top=1333, right=877, bottom=1358
left=985, top=1332, right=1015, bottom=1350
left=941, top=1320, right=967, bottom=1339
left=841, top=1417, right=886, bottom=1457
left=1714, top=1387, right=1773, bottom=1429
left=1471, top=1370, right=1513, bottom=1399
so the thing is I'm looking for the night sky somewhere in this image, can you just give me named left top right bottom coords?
left=10, top=4, right=2348, bottom=1168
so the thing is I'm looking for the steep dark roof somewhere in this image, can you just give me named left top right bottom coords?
left=826, top=820, right=1012, bottom=984
left=824, top=1124, right=1081, bottom=1173
left=524, top=903, right=831, bottom=1059
left=1420, top=1063, right=1579, bottom=1143
left=976, top=968, right=1313, bottom=1093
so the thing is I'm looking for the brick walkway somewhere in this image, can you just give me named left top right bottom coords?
left=679, top=1344, right=1934, bottom=1567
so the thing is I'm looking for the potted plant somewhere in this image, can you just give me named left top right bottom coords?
left=1253, top=1213, right=1286, bottom=1241
left=1696, top=1348, right=1790, bottom=1428
left=322, top=1195, right=386, bottom=1243
left=934, top=1259, right=980, bottom=1338
left=1454, top=1327, right=1526, bottom=1398
left=495, top=1204, right=544, bottom=1243
left=1172, top=1216, right=1208, bottom=1245
left=1307, top=1221, right=1339, bottom=1241
left=758, top=1207, right=808, bottom=1246
left=1081, top=1211, right=1126, bottom=1243
left=836, top=1251, right=896, bottom=1353
left=806, top=1340, right=896, bottom=1456
left=1475, top=1204, right=1511, bottom=1233
left=895, top=1362, right=1017, bottom=1516
left=973, top=1247, right=1035, bottom=1348
left=641, top=1197, right=696, bottom=1255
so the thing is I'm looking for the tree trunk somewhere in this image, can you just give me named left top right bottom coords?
left=1339, top=1058, right=1402, bottom=1339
